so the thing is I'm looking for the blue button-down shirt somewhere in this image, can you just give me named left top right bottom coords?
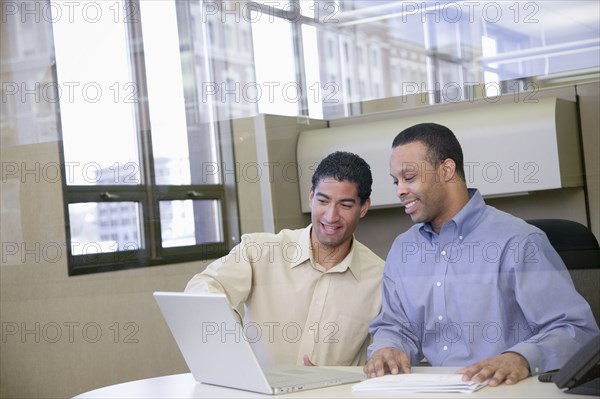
left=368, top=189, right=599, bottom=374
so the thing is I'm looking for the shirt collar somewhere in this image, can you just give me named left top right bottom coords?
left=291, top=224, right=361, bottom=281
left=289, top=225, right=312, bottom=268
left=419, top=188, right=485, bottom=239
left=452, top=188, right=486, bottom=237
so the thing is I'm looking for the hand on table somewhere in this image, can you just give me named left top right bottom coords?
left=456, top=352, right=530, bottom=387
left=363, top=347, right=411, bottom=378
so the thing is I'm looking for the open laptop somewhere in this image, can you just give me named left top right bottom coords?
left=153, top=291, right=364, bottom=394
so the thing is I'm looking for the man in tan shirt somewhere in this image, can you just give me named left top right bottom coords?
left=185, top=151, right=384, bottom=367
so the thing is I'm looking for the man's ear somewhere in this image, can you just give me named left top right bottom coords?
left=359, top=197, right=371, bottom=218
left=308, top=187, right=314, bottom=209
left=441, top=158, right=457, bottom=182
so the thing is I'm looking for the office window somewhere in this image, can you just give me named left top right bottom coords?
left=51, top=0, right=238, bottom=275
left=4, top=0, right=597, bottom=277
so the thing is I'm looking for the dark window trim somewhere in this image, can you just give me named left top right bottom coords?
left=63, top=183, right=232, bottom=276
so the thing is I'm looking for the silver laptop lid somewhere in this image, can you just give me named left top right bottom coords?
left=154, top=292, right=273, bottom=394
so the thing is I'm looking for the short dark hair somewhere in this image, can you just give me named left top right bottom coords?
left=392, top=123, right=465, bottom=181
left=311, top=151, right=372, bottom=205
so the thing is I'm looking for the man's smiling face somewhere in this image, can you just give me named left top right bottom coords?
left=309, top=178, right=369, bottom=249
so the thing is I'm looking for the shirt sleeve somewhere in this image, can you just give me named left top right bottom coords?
left=503, top=233, right=600, bottom=374
left=368, top=268, right=422, bottom=365
left=184, top=234, right=254, bottom=318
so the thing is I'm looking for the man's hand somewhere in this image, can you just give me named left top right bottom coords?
left=456, top=352, right=530, bottom=387
left=363, top=348, right=411, bottom=378
left=303, top=355, right=316, bottom=366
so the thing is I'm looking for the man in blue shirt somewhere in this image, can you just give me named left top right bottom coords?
left=365, top=123, right=599, bottom=387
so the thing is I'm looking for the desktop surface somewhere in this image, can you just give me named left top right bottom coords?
left=74, top=367, right=573, bottom=398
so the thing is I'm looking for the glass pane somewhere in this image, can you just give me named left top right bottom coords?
left=251, top=14, right=298, bottom=116
left=159, top=200, right=223, bottom=248
left=68, top=202, right=143, bottom=254
left=478, top=1, right=600, bottom=81
left=172, top=1, right=259, bottom=186
left=312, top=28, right=347, bottom=119
left=1, top=3, right=58, bottom=147
left=178, top=2, right=258, bottom=123
left=138, top=0, right=203, bottom=186
left=51, top=0, right=141, bottom=185
left=437, top=60, right=463, bottom=103
left=302, top=24, right=324, bottom=119
left=311, top=0, right=599, bottom=117
left=429, top=20, right=460, bottom=58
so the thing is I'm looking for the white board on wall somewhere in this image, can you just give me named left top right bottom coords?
left=297, top=97, right=582, bottom=212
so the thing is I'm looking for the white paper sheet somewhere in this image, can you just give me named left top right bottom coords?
left=352, top=373, right=488, bottom=393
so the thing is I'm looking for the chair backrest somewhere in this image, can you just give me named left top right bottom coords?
left=526, top=219, right=600, bottom=270
left=527, top=219, right=600, bottom=325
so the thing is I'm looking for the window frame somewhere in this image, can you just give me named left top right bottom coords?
left=59, top=0, right=238, bottom=276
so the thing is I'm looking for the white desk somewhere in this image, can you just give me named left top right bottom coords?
left=74, top=367, right=572, bottom=398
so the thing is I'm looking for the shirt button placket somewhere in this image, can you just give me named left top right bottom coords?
left=299, top=274, right=330, bottom=364
left=437, top=231, right=454, bottom=362
left=433, top=271, right=447, bottom=362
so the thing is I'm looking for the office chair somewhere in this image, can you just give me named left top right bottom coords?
left=527, top=219, right=600, bottom=324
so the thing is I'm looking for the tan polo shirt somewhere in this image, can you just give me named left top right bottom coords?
left=185, top=225, right=384, bottom=366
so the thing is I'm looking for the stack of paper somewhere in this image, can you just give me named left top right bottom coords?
left=352, top=373, right=488, bottom=393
